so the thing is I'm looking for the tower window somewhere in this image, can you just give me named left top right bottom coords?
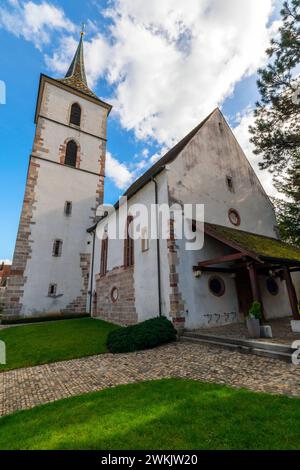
left=141, top=227, right=149, bottom=252
left=48, top=284, right=57, bottom=297
left=226, top=175, right=234, bottom=192
left=52, top=239, right=63, bottom=257
left=64, top=140, right=78, bottom=168
left=70, top=103, right=81, bottom=127
left=124, top=215, right=134, bottom=267
left=64, top=201, right=72, bottom=216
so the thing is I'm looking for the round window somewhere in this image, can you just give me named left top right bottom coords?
left=111, top=287, right=119, bottom=303
left=209, top=276, right=225, bottom=297
left=266, top=277, right=279, bottom=296
left=228, top=208, right=241, bottom=226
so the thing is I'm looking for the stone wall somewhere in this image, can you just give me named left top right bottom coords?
left=3, top=158, right=40, bottom=318
left=62, top=253, right=91, bottom=314
left=95, top=266, right=137, bottom=325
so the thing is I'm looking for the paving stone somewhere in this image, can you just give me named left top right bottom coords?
left=1, top=341, right=300, bottom=417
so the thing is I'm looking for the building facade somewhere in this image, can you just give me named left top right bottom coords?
left=3, top=33, right=111, bottom=320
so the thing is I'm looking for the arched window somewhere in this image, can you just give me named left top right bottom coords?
left=70, top=103, right=81, bottom=126
left=124, top=215, right=134, bottom=267
left=100, top=235, right=108, bottom=275
left=64, top=140, right=78, bottom=167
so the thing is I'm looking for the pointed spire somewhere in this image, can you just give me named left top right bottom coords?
left=59, top=26, right=99, bottom=100
left=65, top=27, right=88, bottom=86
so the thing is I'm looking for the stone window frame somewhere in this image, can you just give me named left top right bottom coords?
left=69, top=102, right=82, bottom=128
left=48, top=283, right=57, bottom=297
left=100, top=234, right=108, bottom=276
left=228, top=208, right=241, bottom=227
left=110, top=286, right=119, bottom=303
left=124, top=215, right=134, bottom=267
left=64, top=140, right=79, bottom=168
left=208, top=275, right=226, bottom=297
left=52, top=239, right=63, bottom=257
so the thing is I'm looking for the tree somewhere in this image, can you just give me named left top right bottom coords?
left=249, top=0, right=300, bottom=246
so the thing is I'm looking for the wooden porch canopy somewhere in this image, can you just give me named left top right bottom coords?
left=192, top=222, right=300, bottom=320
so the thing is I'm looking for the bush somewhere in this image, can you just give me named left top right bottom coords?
left=107, top=316, right=177, bottom=353
left=248, top=301, right=262, bottom=320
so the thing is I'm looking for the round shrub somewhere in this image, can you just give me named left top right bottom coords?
left=107, top=316, right=177, bottom=353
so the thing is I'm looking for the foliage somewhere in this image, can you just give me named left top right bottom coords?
left=1, top=378, right=300, bottom=450
left=107, top=316, right=177, bottom=353
left=272, top=197, right=300, bottom=247
left=249, top=0, right=300, bottom=245
left=248, top=301, right=262, bottom=320
left=0, top=318, right=118, bottom=372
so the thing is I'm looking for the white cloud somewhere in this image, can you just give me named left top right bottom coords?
left=0, top=1, right=75, bottom=49
left=101, top=0, right=278, bottom=146
left=232, top=108, right=279, bottom=198
left=105, top=152, right=134, bottom=189
left=0, top=259, right=12, bottom=265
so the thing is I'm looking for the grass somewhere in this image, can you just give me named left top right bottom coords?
left=1, top=378, right=300, bottom=450
left=0, top=318, right=119, bottom=372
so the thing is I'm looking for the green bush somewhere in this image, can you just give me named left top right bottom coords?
left=107, top=316, right=177, bottom=353
left=248, top=300, right=262, bottom=320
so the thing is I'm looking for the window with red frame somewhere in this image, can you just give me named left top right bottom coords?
left=124, top=215, right=134, bottom=267
left=100, top=236, right=108, bottom=275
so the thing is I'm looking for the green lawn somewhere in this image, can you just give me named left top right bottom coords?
left=1, top=378, right=300, bottom=450
left=0, top=318, right=119, bottom=372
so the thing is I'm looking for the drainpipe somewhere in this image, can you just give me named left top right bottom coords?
left=152, top=177, right=162, bottom=317
left=89, top=229, right=96, bottom=316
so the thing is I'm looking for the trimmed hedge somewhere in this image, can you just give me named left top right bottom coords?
left=107, top=316, right=177, bottom=353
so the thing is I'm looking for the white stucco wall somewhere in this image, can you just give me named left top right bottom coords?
left=21, top=161, right=97, bottom=315
left=167, top=109, right=278, bottom=237
left=93, top=171, right=171, bottom=322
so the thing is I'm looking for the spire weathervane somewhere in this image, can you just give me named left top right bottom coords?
left=81, top=22, right=86, bottom=37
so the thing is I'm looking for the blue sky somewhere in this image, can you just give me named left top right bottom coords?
left=0, top=0, right=283, bottom=261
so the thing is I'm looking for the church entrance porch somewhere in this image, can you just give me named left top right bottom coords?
left=192, top=223, right=300, bottom=331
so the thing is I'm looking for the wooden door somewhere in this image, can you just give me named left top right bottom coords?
left=235, top=268, right=253, bottom=317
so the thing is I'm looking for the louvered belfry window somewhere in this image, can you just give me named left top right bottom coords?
left=70, top=103, right=81, bottom=126
left=64, top=140, right=78, bottom=167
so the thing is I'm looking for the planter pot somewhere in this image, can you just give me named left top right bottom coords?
left=246, top=317, right=260, bottom=338
left=291, top=320, right=300, bottom=333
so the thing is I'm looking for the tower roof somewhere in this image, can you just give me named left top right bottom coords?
left=58, top=30, right=98, bottom=100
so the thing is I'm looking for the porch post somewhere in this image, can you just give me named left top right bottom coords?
left=283, top=266, right=299, bottom=320
left=248, top=262, right=265, bottom=321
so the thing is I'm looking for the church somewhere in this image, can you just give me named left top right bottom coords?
left=3, top=33, right=300, bottom=331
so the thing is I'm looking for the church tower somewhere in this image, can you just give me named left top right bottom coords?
left=4, top=31, right=112, bottom=320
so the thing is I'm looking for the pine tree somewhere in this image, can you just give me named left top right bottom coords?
left=249, top=0, right=300, bottom=246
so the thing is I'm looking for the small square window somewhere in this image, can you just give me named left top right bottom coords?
left=52, top=239, right=63, bottom=257
left=48, top=284, right=57, bottom=297
left=226, top=175, right=234, bottom=192
left=64, top=201, right=72, bottom=216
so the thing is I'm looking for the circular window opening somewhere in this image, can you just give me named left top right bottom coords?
left=228, top=208, right=241, bottom=226
left=209, top=276, right=225, bottom=297
left=266, top=277, right=279, bottom=296
left=111, top=287, right=119, bottom=303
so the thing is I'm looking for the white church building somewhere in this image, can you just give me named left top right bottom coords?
left=4, top=33, right=300, bottom=331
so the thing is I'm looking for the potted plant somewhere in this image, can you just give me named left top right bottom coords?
left=246, top=301, right=262, bottom=338
left=291, top=302, right=300, bottom=333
